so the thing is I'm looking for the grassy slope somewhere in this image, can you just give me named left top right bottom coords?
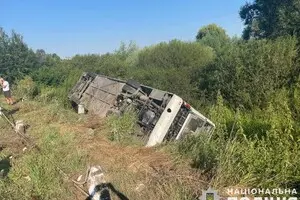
left=0, top=100, right=207, bottom=200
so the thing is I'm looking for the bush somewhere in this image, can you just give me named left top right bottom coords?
left=14, top=76, right=39, bottom=100
left=137, top=40, right=214, bottom=70
left=178, top=133, right=219, bottom=173
left=107, top=110, right=139, bottom=143
left=199, top=36, right=297, bottom=109
left=36, top=87, right=57, bottom=103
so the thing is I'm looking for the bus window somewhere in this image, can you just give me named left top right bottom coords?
left=181, top=116, right=205, bottom=136
left=202, top=122, right=213, bottom=134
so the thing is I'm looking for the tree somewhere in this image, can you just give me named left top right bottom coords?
left=198, top=36, right=297, bottom=109
left=36, top=49, right=46, bottom=64
left=196, top=24, right=230, bottom=52
left=240, top=0, right=300, bottom=39
left=137, top=40, right=214, bottom=70
left=0, top=29, right=38, bottom=81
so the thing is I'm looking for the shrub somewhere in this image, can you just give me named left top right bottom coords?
left=199, top=36, right=297, bottom=109
left=178, top=133, right=219, bottom=173
left=36, top=87, right=57, bottom=103
left=14, top=76, right=39, bottom=100
left=107, top=110, right=139, bottom=143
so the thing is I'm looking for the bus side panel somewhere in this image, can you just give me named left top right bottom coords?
left=146, top=95, right=183, bottom=147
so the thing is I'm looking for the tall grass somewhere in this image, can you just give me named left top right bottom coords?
left=106, top=110, right=141, bottom=145
left=0, top=128, right=86, bottom=200
left=176, top=90, right=300, bottom=190
left=14, top=76, right=40, bottom=100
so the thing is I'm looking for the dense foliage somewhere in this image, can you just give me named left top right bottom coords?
left=0, top=28, right=60, bottom=82
left=199, top=36, right=298, bottom=109
left=240, top=0, right=300, bottom=39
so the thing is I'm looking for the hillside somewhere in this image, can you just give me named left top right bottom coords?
left=0, top=100, right=208, bottom=200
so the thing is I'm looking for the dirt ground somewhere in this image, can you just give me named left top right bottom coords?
left=0, top=106, right=28, bottom=156
left=69, top=115, right=207, bottom=199
left=0, top=103, right=207, bottom=200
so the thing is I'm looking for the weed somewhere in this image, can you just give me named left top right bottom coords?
left=106, top=110, right=141, bottom=145
left=14, top=76, right=39, bottom=100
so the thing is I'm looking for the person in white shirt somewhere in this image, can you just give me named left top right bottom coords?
left=0, top=78, right=13, bottom=105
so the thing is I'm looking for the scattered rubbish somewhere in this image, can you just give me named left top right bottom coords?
left=77, top=174, right=83, bottom=182
left=72, top=165, right=129, bottom=200
left=87, top=128, right=95, bottom=136
left=135, top=183, right=145, bottom=192
left=15, top=120, right=26, bottom=135
left=24, top=176, right=31, bottom=181
left=87, top=166, right=106, bottom=200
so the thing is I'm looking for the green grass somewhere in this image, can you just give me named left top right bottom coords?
left=106, top=110, right=144, bottom=146
left=6, top=77, right=300, bottom=199
left=0, top=116, right=86, bottom=200
left=173, top=102, right=300, bottom=192
left=1, top=97, right=198, bottom=200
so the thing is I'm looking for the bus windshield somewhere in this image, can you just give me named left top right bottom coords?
left=180, top=114, right=215, bottom=138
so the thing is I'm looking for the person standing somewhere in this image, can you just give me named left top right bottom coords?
left=0, top=78, right=13, bottom=105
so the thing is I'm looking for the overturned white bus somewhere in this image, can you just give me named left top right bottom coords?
left=68, top=72, right=215, bottom=147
